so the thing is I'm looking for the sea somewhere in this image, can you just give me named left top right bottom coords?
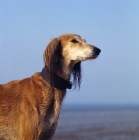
left=53, top=104, right=139, bottom=140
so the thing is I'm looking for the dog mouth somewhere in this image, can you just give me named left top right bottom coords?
left=87, top=53, right=100, bottom=60
left=84, top=53, right=99, bottom=60
left=92, top=54, right=99, bottom=59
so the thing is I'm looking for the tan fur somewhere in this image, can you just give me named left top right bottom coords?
left=0, top=34, right=101, bottom=140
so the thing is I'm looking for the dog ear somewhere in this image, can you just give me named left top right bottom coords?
left=43, top=38, right=62, bottom=73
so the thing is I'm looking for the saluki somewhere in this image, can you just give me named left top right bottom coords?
left=0, top=34, right=101, bottom=140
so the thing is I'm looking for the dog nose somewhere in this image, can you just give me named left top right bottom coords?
left=94, top=47, right=101, bottom=55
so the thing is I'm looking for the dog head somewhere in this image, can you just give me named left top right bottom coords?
left=43, top=34, right=101, bottom=89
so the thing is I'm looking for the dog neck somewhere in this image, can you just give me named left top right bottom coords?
left=57, top=59, right=73, bottom=80
left=40, top=65, right=72, bottom=90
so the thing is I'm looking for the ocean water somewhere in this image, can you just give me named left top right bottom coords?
left=53, top=105, right=139, bottom=140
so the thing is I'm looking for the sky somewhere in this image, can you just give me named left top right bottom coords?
left=0, top=0, right=139, bottom=105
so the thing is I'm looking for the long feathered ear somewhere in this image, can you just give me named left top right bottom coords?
left=43, top=38, right=62, bottom=73
left=71, top=62, right=82, bottom=89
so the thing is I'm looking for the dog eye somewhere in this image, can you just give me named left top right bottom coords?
left=71, top=39, right=78, bottom=43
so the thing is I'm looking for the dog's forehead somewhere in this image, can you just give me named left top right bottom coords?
left=80, top=36, right=85, bottom=41
left=59, top=34, right=86, bottom=42
left=73, top=35, right=85, bottom=41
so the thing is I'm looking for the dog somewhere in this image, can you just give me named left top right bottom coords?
left=0, top=34, right=101, bottom=140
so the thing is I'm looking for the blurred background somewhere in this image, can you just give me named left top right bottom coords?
left=0, top=0, right=139, bottom=139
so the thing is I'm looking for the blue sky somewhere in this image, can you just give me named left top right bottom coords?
left=0, top=0, right=139, bottom=105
